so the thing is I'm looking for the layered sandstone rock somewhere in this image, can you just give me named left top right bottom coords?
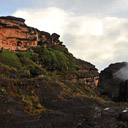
left=0, top=16, right=99, bottom=87
left=76, top=59, right=99, bottom=87
left=0, top=16, right=61, bottom=51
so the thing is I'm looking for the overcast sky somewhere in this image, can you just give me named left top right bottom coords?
left=1, top=0, right=128, bottom=71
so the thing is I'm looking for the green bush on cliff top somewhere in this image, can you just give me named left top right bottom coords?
left=0, top=46, right=78, bottom=75
left=39, top=48, right=78, bottom=75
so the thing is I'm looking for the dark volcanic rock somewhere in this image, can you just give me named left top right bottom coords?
left=98, top=62, right=127, bottom=100
left=119, top=80, right=128, bottom=102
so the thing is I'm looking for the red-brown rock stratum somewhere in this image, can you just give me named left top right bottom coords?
left=0, top=16, right=61, bottom=51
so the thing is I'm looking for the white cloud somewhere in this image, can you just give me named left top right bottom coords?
left=13, top=7, right=128, bottom=71
left=13, top=7, right=68, bottom=34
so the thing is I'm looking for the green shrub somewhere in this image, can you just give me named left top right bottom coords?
left=52, top=45, right=68, bottom=53
left=18, top=56, right=40, bottom=70
left=0, top=50, right=22, bottom=68
left=39, top=48, right=78, bottom=75
left=17, top=52, right=32, bottom=59
left=31, top=46, right=43, bottom=54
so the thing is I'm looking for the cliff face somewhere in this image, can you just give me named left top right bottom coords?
left=0, top=16, right=61, bottom=51
left=76, top=59, right=99, bottom=87
left=119, top=80, right=128, bottom=102
left=0, top=16, right=99, bottom=87
left=98, top=62, right=127, bottom=100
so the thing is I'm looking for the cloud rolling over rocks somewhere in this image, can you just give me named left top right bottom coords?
left=13, top=7, right=128, bottom=71
left=114, top=63, right=128, bottom=81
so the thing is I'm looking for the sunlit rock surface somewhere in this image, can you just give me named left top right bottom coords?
left=0, top=16, right=61, bottom=51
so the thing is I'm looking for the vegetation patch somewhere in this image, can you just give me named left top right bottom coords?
left=0, top=50, right=22, bottom=68
left=8, top=79, right=46, bottom=114
left=39, top=48, right=78, bottom=75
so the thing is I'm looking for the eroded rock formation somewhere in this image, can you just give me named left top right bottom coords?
left=98, top=62, right=127, bottom=99
left=94, top=58, right=128, bottom=103
left=76, top=59, right=99, bottom=87
left=0, top=16, right=99, bottom=87
left=0, top=16, right=61, bottom=51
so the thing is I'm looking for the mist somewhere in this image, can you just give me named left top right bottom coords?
left=114, top=63, right=128, bottom=81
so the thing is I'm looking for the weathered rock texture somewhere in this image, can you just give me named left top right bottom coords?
left=98, top=62, right=127, bottom=100
left=0, top=16, right=99, bottom=87
left=76, top=59, right=99, bottom=87
left=0, top=16, right=61, bottom=51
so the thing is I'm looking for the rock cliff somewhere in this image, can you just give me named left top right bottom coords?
left=0, top=16, right=61, bottom=51
left=0, top=16, right=99, bottom=87
left=119, top=80, right=128, bottom=102
left=98, top=62, right=127, bottom=100
left=76, top=59, right=99, bottom=87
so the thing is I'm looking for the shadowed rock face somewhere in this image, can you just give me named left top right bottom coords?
left=76, top=59, right=99, bottom=87
left=0, top=16, right=62, bottom=51
left=119, top=80, right=128, bottom=102
left=98, top=62, right=127, bottom=100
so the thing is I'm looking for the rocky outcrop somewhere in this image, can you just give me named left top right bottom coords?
left=98, top=62, right=127, bottom=99
left=119, top=80, right=128, bottom=102
left=0, top=16, right=99, bottom=87
left=76, top=59, right=99, bottom=87
left=0, top=16, right=62, bottom=51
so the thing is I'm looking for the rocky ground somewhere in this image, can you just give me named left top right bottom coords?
left=0, top=95, right=127, bottom=128
left=0, top=48, right=127, bottom=128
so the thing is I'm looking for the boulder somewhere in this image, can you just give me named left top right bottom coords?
left=51, top=33, right=60, bottom=44
left=98, top=62, right=127, bottom=100
left=30, top=68, right=45, bottom=76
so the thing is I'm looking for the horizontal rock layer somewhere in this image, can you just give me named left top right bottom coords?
left=0, top=16, right=62, bottom=51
